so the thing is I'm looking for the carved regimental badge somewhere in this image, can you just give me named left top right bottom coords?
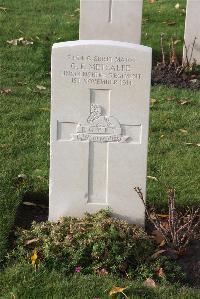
left=71, top=104, right=129, bottom=143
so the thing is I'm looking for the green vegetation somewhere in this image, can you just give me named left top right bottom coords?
left=0, top=0, right=199, bottom=297
left=6, top=210, right=184, bottom=284
left=7, top=210, right=155, bottom=276
left=1, top=264, right=199, bottom=299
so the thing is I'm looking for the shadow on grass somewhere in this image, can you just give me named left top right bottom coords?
left=14, top=191, right=49, bottom=230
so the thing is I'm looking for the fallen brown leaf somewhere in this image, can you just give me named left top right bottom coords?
left=109, top=286, right=128, bottom=296
left=152, top=230, right=165, bottom=245
left=0, top=6, right=8, bottom=12
left=36, top=85, right=46, bottom=90
left=185, top=142, right=200, bottom=147
left=96, top=268, right=108, bottom=276
left=175, top=3, right=180, bottom=9
left=179, top=100, right=190, bottom=105
left=17, top=81, right=27, bottom=86
left=166, top=96, right=175, bottom=101
left=39, top=107, right=50, bottom=112
left=174, top=39, right=181, bottom=45
left=148, top=0, right=156, bottom=3
left=159, top=240, right=166, bottom=247
left=0, top=144, right=10, bottom=148
left=143, top=278, right=156, bottom=287
left=155, top=214, right=168, bottom=219
left=147, top=175, right=158, bottom=181
left=179, top=129, right=188, bottom=133
left=152, top=249, right=166, bottom=259
left=0, top=88, right=12, bottom=95
left=190, top=79, right=197, bottom=84
left=25, top=238, right=40, bottom=245
left=7, top=37, right=33, bottom=46
left=163, top=20, right=176, bottom=26
left=23, top=202, right=37, bottom=207
left=31, top=249, right=38, bottom=266
left=150, top=98, right=157, bottom=105
left=156, top=267, right=165, bottom=278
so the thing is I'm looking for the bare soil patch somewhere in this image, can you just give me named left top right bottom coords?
left=152, top=64, right=200, bottom=90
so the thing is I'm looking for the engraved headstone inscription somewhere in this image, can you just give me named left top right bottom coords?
left=183, top=0, right=200, bottom=65
left=49, top=40, right=151, bottom=225
left=79, top=0, right=143, bottom=44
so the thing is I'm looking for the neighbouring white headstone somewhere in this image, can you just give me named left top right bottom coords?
left=183, top=0, right=200, bottom=65
left=49, top=40, right=151, bottom=225
left=79, top=0, right=143, bottom=44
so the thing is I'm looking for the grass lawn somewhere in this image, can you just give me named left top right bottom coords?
left=1, top=264, right=200, bottom=299
left=0, top=0, right=200, bottom=296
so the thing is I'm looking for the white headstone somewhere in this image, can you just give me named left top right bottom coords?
left=183, top=0, right=200, bottom=65
left=49, top=40, right=151, bottom=225
left=79, top=0, right=143, bottom=44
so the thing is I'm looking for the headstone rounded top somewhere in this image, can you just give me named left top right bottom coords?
left=53, top=40, right=152, bottom=55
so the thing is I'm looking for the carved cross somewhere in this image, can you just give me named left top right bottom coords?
left=57, top=89, right=141, bottom=205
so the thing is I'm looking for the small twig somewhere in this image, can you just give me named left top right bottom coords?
left=183, top=39, right=190, bottom=66
left=189, top=36, right=197, bottom=64
left=160, top=33, right=166, bottom=66
left=134, top=187, right=200, bottom=250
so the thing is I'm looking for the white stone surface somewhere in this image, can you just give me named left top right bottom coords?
left=79, top=0, right=143, bottom=44
left=49, top=40, right=152, bottom=225
left=183, top=0, right=200, bottom=65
